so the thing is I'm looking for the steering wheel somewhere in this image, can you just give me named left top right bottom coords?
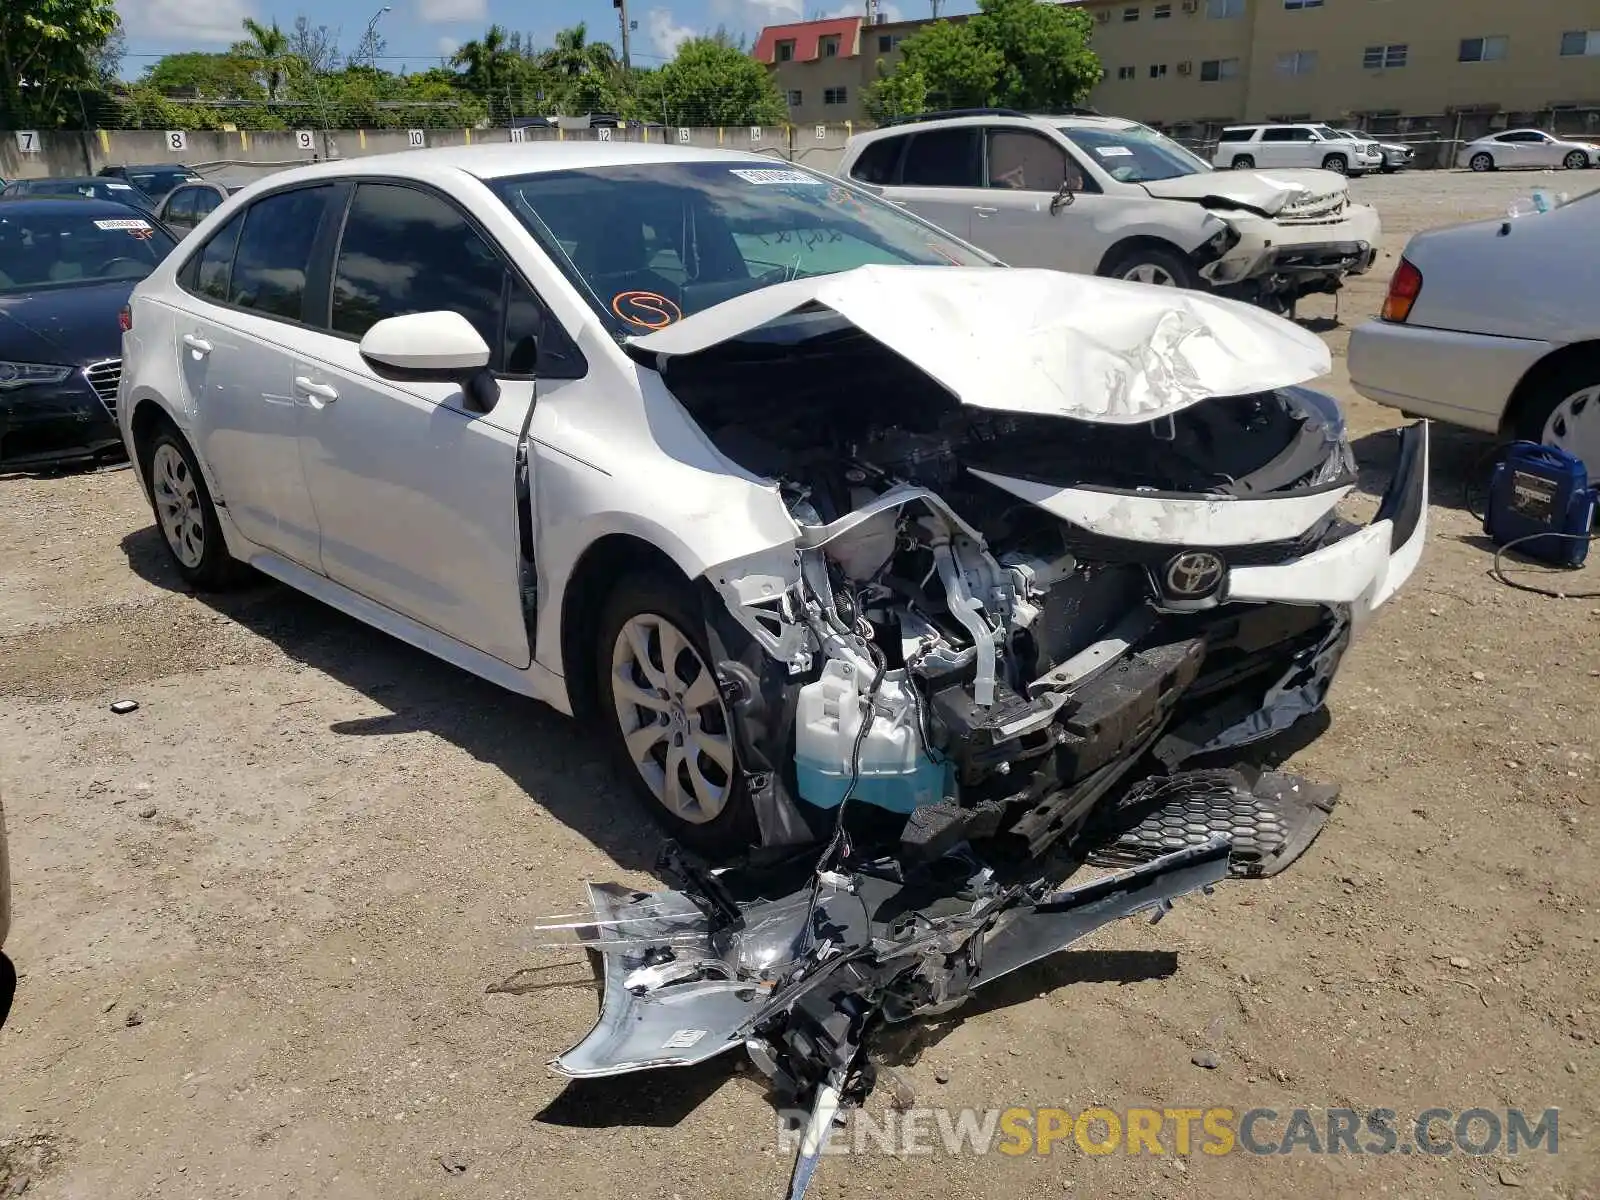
left=93, top=256, right=146, bottom=276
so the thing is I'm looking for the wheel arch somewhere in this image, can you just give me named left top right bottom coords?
left=1500, top=340, right=1600, bottom=439
left=557, top=533, right=696, bottom=719
left=1095, top=234, right=1202, bottom=280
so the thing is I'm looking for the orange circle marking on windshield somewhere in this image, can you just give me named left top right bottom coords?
left=612, top=291, right=683, bottom=330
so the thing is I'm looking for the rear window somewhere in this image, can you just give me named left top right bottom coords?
left=849, top=135, right=906, bottom=184
left=0, top=207, right=176, bottom=294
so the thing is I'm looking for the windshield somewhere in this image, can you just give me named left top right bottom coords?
left=1056, top=125, right=1211, bottom=182
left=489, top=161, right=991, bottom=337
left=1313, top=126, right=1344, bottom=141
left=0, top=209, right=176, bottom=293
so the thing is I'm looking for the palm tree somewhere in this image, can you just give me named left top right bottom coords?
left=241, top=18, right=289, bottom=101
left=540, top=23, right=616, bottom=81
left=453, top=25, right=520, bottom=119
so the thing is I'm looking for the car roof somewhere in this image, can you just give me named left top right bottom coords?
left=1223, top=122, right=1321, bottom=130
left=228, top=141, right=813, bottom=190
left=111, top=163, right=196, bottom=171
left=851, top=112, right=1145, bottom=143
left=0, top=194, right=159, bottom=217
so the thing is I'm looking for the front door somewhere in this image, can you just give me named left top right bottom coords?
left=292, top=180, right=554, bottom=667
left=177, top=187, right=335, bottom=567
left=974, top=129, right=1108, bottom=274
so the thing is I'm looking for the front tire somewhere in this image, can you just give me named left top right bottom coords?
left=1469, top=152, right=1494, bottom=172
left=1104, top=244, right=1200, bottom=290
left=1321, top=154, right=1348, bottom=174
left=1230, top=155, right=1255, bottom=170
left=595, top=573, right=755, bottom=860
left=140, top=427, right=243, bottom=589
left=1563, top=150, right=1589, bottom=171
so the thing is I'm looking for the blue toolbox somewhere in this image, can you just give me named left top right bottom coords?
left=1483, top=441, right=1596, bottom=567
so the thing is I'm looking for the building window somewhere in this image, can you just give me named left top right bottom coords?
left=1200, top=57, right=1240, bottom=81
left=786, top=90, right=803, bottom=106
left=1205, top=0, right=1243, bottom=18
left=824, top=86, right=848, bottom=105
left=1363, top=43, right=1408, bottom=69
left=1123, top=6, right=1140, bottom=20
left=775, top=39, right=795, bottom=62
left=1560, top=30, right=1600, bottom=57
left=1275, top=50, right=1317, bottom=76
left=1116, top=65, right=1136, bottom=80
left=1284, top=0, right=1323, bottom=8
left=1458, top=36, right=1509, bottom=63
left=1154, top=2, right=1171, bottom=16
left=820, top=35, right=840, bottom=57
left=1150, top=63, right=1168, bottom=78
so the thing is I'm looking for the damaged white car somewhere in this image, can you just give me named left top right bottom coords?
left=840, top=112, right=1381, bottom=313
left=116, top=143, right=1427, bottom=867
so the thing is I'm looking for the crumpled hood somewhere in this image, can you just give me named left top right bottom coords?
left=630, top=265, right=1330, bottom=426
left=1139, top=168, right=1348, bottom=216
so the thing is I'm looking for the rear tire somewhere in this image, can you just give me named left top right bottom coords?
left=595, top=572, right=755, bottom=861
left=1321, top=154, right=1348, bottom=174
left=139, top=426, right=244, bottom=590
left=1103, top=244, right=1200, bottom=290
left=1511, top=356, right=1600, bottom=471
left=1469, top=152, right=1495, bottom=172
left=1230, top=155, right=1255, bottom=170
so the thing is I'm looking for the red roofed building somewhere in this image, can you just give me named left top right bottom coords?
left=753, top=18, right=864, bottom=66
left=754, top=13, right=961, bottom=125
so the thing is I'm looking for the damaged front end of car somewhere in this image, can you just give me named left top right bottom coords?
left=548, top=266, right=1425, bottom=1196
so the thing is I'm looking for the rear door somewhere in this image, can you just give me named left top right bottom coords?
left=878, top=126, right=980, bottom=241
left=289, top=179, right=575, bottom=666
left=170, top=184, right=337, bottom=567
left=975, top=128, right=1105, bottom=273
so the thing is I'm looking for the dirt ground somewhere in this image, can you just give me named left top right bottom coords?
left=2, top=169, right=1597, bottom=1200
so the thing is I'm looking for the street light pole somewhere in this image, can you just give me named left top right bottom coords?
left=614, top=0, right=632, bottom=72
left=364, top=5, right=392, bottom=70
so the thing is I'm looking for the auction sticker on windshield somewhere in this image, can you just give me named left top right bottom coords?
left=730, top=168, right=826, bottom=186
left=93, top=219, right=153, bottom=231
left=1094, top=146, right=1134, bottom=157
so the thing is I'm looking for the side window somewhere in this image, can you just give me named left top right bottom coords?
left=1260, top=128, right=1296, bottom=142
left=1289, top=128, right=1315, bottom=142
left=850, top=135, right=906, bottom=184
left=986, top=130, right=1070, bottom=191
left=332, top=182, right=584, bottom=379
left=229, top=186, right=334, bottom=320
left=191, top=211, right=244, bottom=302
left=165, top=188, right=197, bottom=227
left=900, top=128, right=982, bottom=187
left=1218, top=129, right=1252, bottom=143
left=193, top=189, right=222, bottom=220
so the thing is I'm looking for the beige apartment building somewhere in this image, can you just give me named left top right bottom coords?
left=756, top=1, right=1600, bottom=140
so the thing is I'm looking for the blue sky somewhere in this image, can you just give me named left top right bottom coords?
left=112, top=0, right=982, bottom=77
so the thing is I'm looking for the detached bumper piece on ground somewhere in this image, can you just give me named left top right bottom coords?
left=546, top=764, right=1338, bottom=1199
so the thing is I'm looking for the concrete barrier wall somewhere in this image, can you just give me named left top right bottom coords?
left=0, top=125, right=856, bottom=186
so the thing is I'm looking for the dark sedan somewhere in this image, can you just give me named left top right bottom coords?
left=97, top=163, right=204, bottom=204
left=0, top=196, right=178, bottom=472
left=2, top=176, right=158, bottom=212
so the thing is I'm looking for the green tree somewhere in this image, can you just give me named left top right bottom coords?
left=874, top=0, right=1100, bottom=117
left=652, top=37, right=785, bottom=127
left=452, top=24, right=520, bottom=119
left=142, top=51, right=261, bottom=100
left=239, top=17, right=290, bottom=101
left=862, top=65, right=928, bottom=123
left=0, top=0, right=120, bottom=125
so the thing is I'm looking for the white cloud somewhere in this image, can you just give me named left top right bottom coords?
left=115, top=0, right=255, bottom=46
left=710, top=0, right=804, bottom=24
left=826, top=2, right=904, bottom=17
left=647, top=9, right=695, bottom=57
left=437, top=35, right=459, bottom=56
left=416, top=0, right=487, bottom=24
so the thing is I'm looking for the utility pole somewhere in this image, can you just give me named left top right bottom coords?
left=930, top=0, right=943, bottom=16
left=614, top=0, right=632, bottom=72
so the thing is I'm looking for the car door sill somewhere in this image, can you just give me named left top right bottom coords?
left=246, top=549, right=571, bottom=715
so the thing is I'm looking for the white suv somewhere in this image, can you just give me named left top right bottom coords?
left=1213, top=124, right=1385, bottom=175
left=839, top=111, right=1380, bottom=312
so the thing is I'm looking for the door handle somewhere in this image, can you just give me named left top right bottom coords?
left=293, top=376, right=339, bottom=404
left=974, top=205, right=998, bottom=217
left=182, top=333, right=212, bottom=355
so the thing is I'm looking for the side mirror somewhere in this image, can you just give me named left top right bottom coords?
left=1050, top=180, right=1075, bottom=215
left=359, top=311, right=499, bottom=412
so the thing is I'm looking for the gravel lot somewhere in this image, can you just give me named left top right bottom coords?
left=2, top=168, right=1597, bottom=1200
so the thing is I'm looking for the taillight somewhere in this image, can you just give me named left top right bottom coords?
left=118, top=304, right=132, bottom=332
left=1381, top=258, right=1422, bottom=323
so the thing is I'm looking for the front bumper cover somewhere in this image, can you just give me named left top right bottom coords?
left=0, top=377, right=123, bottom=471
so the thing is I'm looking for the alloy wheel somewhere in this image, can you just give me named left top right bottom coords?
left=151, top=442, right=205, bottom=569
left=1470, top=153, right=1493, bottom=172
left=1121, top=263, right=1177, bottom=286
left=1322, top=156, right=1348, bottom=174
left=610, top=613, right=736, bottom=825
left=1564, top=151, right=1589, bottom=170
left=1543, top=385, right=1600, bottom=471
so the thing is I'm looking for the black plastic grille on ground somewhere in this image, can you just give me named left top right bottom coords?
left=1083, top=769, right=1339, bottom=879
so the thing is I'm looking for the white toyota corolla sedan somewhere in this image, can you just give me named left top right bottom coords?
left=117, top=142, right=1426, bottom=860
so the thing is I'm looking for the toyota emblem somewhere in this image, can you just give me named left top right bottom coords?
left=1163, top=551, right=1225, bottom=600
